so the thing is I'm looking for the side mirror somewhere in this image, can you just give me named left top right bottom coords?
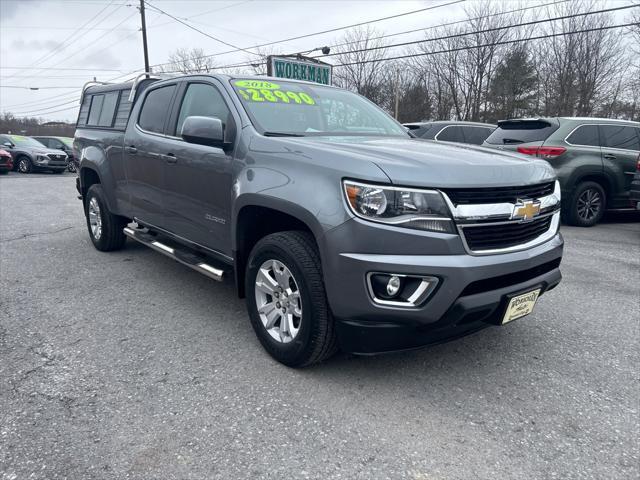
left=3, top=142, right=13, bottom=148
left=181, top=116, right=225, bottom=148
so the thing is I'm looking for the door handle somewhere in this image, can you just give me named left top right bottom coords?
left=603, top=153, right=616, bottom=160
left=125, top=146, right=137, bottom=155
left=162, top=153, right=178, bottom=164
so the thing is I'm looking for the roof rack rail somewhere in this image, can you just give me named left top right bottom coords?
left=79, top=80, right=112, bottom=104
left=128, top=72, right=178, bottom=102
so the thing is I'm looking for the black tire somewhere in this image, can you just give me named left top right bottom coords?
left=84, top=184, right=128, bottom=251
left=245, top=231, right=338, bottom=367
left=16, top=156, right=32, bottom=174
left=0, top=170, right=8, bottom=175
left=563, top=181, right=606, bottom=227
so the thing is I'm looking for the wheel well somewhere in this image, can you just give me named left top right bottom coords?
left=574, top=175, right=611, bottom=199
left=80, top=168, right=100, bottom=197
left=234, top=206, right=315, bottom=298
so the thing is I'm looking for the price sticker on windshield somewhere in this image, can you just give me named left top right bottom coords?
left=233, top=80, right=316, bottom=105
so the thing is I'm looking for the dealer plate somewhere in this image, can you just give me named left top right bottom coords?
left=502, top=289, right=541, bottom=325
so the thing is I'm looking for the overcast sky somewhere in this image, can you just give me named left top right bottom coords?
left=0, top=0, right=634, bottom=122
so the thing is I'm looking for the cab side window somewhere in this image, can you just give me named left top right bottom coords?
left=463, top=126, right=494, bottom=145
left=600, top=125, right=640, bottom=151
left=87, top=91, right=119, bottom=127
left=436, top=125, right=465, bottom=143
left=138, top=84, right=177, bottom=134
left=412, top=126, right=431, bottom=137
left=566, top=125, right=599, bottom=146
left=175, top=83, right=232, bottom=137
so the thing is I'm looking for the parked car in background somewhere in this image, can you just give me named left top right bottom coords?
left=0, top=134, right=68, bottom=174
left=0, top=149, right=13, bottom=174
left=483, top=118, right=640, bottom=226
left=630, top=157, right=640, bottom=210
left=33, top=136, right=76, bottom=172
left=404, top=121, right=496, bottom=145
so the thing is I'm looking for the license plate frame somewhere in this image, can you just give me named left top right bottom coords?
left=501, top=288, right=541, bottom=325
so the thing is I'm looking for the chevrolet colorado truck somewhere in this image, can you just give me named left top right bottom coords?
left=74, top=74, right=563, bottom=367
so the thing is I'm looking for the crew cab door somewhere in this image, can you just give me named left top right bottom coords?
left=123, top=83, right=177, bottom=228
left=159, top=80, right=238, bottom=256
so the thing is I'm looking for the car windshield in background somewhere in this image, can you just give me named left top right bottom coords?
left=485, top=120, right=559, bottom=145
left=230, top=79, right=408, bottom=137
left=59, top=137, right=74, bottom=147
left=5, top=135, right=46, bottom=148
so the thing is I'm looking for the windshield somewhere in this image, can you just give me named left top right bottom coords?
left=230, top=79, right=408, bottom=137
left=58, top=137, right=73, bottom=147
left=5, top=135, right=47, bottom=148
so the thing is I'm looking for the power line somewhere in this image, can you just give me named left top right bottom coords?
left=310, top=4, right=640, bottom=59
left=337, top=22, right=639, bottom=66
left=142, top=0, right=262, bottom=57
left=1, top=86, right=82, bottom=90
left=0, top=12, right=140, bottom=113
left=148, top=0, right=466, bottom=69
left=0, top=8, right=169, bottom=111
left=0, top=25, right=136, bottom=31
left=10, top=104, right=81, bottom=119
left=3, top=1, right=120, bottom=83
left=5, top=5, right=635, bottom=118
left=0, top=67, right=124, bottom=71
left=306, top=0, right=573, bottom=53
left=181, top=19, right=640, bottom=74
left=25, top=11, right=139, bottom=82
left=12, top=100, right=80, bottom=116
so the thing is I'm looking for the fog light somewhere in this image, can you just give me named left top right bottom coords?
left=368, top=272, right=439, bottom=307
left=386, top=275, right=401, bottom=296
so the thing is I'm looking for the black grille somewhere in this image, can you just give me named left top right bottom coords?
left=444, top=182, right=555, bottom=205
left=460, top=258, right=561, bottom=297
left=462, top=215, right=553, bottom=251
left=47, top=154, right=66, bottom=162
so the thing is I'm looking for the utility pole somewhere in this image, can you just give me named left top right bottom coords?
left=394, top=69, right=400, bottom=120
left=139, top=0, right=150, bottom=76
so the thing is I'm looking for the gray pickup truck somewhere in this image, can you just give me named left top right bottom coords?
left=74, top=74, right=563, bottom=367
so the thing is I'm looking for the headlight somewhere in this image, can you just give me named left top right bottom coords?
left=343, top=180, right=455, bottom=233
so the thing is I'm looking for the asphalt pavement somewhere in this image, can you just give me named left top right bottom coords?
left=1, top=172, right=638, bottom=480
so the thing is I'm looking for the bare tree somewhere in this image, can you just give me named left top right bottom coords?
left=535, top=0, right=627, bottom=117
left=413, top=0, right=523, bottom=121
left=157, top=47, right=215, bottom=74
left=332, top=26, right=389, bottom=106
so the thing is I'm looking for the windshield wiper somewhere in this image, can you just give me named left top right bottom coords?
left=263, top=132, right=306, bottom=137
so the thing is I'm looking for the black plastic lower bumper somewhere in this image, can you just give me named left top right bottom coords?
left=335, top=267, right=562, bottom=355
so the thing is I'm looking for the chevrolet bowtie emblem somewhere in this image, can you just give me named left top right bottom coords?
left=512, top=200, right=541, bottom=221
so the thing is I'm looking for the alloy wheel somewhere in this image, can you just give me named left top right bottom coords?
left=88, top=197, right=102, bottom=240
left=254, top=259, right=303, bottom=343
left=576, top=188, right=602, bottom=221
left=18, top=159, right=29, bottom=173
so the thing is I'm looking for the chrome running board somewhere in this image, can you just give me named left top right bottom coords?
left=123, top=226, right=224, bottom=281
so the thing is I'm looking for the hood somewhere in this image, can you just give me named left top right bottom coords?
left=261, top=136, right=555, bottom=188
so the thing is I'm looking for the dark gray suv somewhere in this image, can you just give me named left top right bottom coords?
left=404, top=121, right=496, bottom=145
left=74, top=75, right=563, bottom=367
left=483, top=118, right=640, bottom=226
